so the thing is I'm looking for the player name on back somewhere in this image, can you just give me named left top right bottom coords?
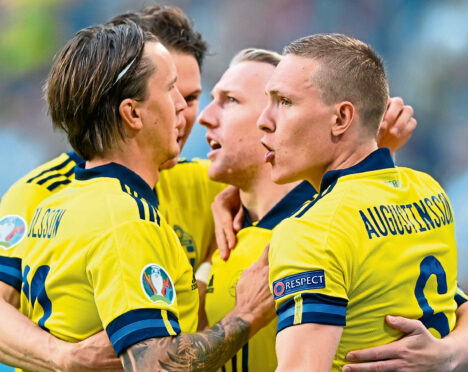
left=359, top=192, right=453, bottom=239
left=27, top=208, right=67, bottom=239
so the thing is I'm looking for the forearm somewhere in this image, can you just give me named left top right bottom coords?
left=121, top=314, right=249, bottom=372
left=446, top=302, right=468, bottom=372
left=0, top=297, right=67, bottom=371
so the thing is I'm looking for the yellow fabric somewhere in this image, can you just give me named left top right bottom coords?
left=157, top=159, right=227, bottom=269
left=18, top=164, right=198, bottom=353
left=271, top=160, right=459, bottom=371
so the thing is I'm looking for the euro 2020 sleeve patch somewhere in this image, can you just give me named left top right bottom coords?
left=141, top=264, right=176, bottom=305
left=0, top=215, right=27, bottom=250
left=273, top=270, right=325, bottom=300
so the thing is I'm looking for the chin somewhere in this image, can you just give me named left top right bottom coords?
left=271, top=168, right=301, bottom=185
left=160, top=155, right=179, bottom=170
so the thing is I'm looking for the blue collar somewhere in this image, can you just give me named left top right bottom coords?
left=242, top=181, right=317, bottom=230
left=75, top=162, right=159, bottom=209
left=320, top=147, right=395, bottom=193
left=67, top=151, right=83, bottom=164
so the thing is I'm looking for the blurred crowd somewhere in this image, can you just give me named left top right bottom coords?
left=0, top=0, right=467, bottom=284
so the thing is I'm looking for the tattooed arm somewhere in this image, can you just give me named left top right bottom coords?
left=120, top=246, right=275, bottom=372
left=122, top=316, right=249, bottom=371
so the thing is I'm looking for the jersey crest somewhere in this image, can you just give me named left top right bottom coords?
left=0, top=215, right=27, bottom=250
left=141, top=264, right=175, bottom=305
left=173, top=224, right=197, bottom=267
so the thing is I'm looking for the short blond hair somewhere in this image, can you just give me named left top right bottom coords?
left=230, top=48, right=282, bottom=67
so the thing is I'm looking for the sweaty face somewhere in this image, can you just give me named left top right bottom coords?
left=160, top=51, right=202, bottom=169
left=136, top=42, right=187, bottom=167
left=198, top=61, right=276, bottom=187
left=257, top=54, right=336, bottom=186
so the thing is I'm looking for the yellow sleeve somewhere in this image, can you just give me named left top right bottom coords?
left=269, top=213, right=351, bottom=334
left=86, top=219, right=184, bottom=354
left=0, top=182, right=50, bottom=290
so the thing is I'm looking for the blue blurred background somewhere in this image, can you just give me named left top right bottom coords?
left=0, top=0, right=467, bottom=369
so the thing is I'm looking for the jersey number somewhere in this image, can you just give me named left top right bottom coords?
left=22, top=265, right=52, bottom=331
left=414, top=256, right=449, bottom=337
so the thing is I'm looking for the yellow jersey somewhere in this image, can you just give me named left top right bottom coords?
left=0, top=152, right=81, bottom=291
left=270, top=148, right=462, bottom=371
left=206, top=181, right=315, bottom=372
left=156, top=159, right=227, bottom=269
left=19, top=162, right=198, bottom=355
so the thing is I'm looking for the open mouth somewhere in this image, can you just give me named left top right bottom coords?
left=209, top=139, right=221, bottom=150
left=261, top=141, right=275, bottom=163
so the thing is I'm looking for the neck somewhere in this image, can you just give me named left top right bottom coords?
left=86, top=147, right=160, bottom=188
left=239, top=168, right=300, bottom=223
left=308, top=140, right=378, bottom=191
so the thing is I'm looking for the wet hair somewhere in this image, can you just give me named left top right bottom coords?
left=46, top=22, right=157, bottom=160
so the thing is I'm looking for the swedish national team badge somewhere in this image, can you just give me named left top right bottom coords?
left=141, top=264, right=175, bottom=305
left=0, top=215, right=27, bottom=250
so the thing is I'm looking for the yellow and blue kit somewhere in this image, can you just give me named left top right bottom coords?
left=156, top=159, right=226, bottom=269
left=206, top=181, right=316, bottom=372
left=270, top=148, right=465, bottom=371
left=18, top=163, right=198, bottom=355
left=0, top=152, right=81, bottom=291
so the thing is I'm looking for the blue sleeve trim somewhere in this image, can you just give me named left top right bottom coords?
left=0, top=256, right=22, bottom=291
left=277, top=293, right=347, bottom=333
left=106, top=308, right=180, bottom=355
left=455, top=284, right=468, bottom=307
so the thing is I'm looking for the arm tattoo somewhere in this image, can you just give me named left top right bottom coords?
left=121, top=316, right=249, bottom=372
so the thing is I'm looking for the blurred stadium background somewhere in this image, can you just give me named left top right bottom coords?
left=0, top=1, right=467, bottom=369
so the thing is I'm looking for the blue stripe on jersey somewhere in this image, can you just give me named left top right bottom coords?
left=75, top=162, right=159, bottom=209
left=277, top=293, right=348, bottom=333
left=36, top=166, right=75, bottom=186
left=0, top=257, right=22, bottom=291
left=106, top=308, right=180, bottom=355
left=295, top=182, right=336, bottom=218
left=320, top=148, right=395, bottom=193
left=243, top=181, right=316, bottom=230
left=455, top=285, right=468, bottom=307
left=231, top=353, right=237, bottom=372
left=47, top=179, right=72, bottom=192
left=242, top=343, right=248, bottom=372
left=27, top=153, right=78, bottom=184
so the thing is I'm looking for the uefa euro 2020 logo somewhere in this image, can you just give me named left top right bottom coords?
left=141, top=264, right=175, bottom=305
left=0, top=215, right=27, bottom=250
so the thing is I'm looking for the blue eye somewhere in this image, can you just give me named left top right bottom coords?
left=227, top=96, right=238, bottom=104
left=279, top=97, right=291, bottom=106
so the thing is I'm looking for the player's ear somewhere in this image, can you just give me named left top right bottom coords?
left=331, top=101, right=354, bottom=137
left=119, top=98, right=143, bottom=132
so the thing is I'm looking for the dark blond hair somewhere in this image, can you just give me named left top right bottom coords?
left=46, top=22, right=157, bottom=160
left=284, top=33, right=389, bottom=134
left=230, top=48, right=282, bottom=67
left=110, top=5, right=208, bottom=70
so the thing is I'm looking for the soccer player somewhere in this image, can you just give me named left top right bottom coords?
left=259, top=33, right=465, bottom=371
left=0, top=6, right=222, bottom=370
left=13, top=21, right=274, bottom=372
left=199, top=47, right=441, bottom=372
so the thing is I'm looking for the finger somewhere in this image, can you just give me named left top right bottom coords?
left=389, top=105, right=414, bottom=137
left=233, top=206, right=245, bottom=233
left=258, top=244, right=270, bottom=265
left=343, top=359, right=405, bottom=372
left=385, top=315, right=425, bottom=334
left=382, top=97, right=404, bottom=129
left=215, top=221, right=230, bottom=261
left=346, top=341, right=403, bottom=362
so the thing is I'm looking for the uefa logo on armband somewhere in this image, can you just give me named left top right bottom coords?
left=0, top=215, right=27, bottom=250
left=141, top=264, right=175, bottom=305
